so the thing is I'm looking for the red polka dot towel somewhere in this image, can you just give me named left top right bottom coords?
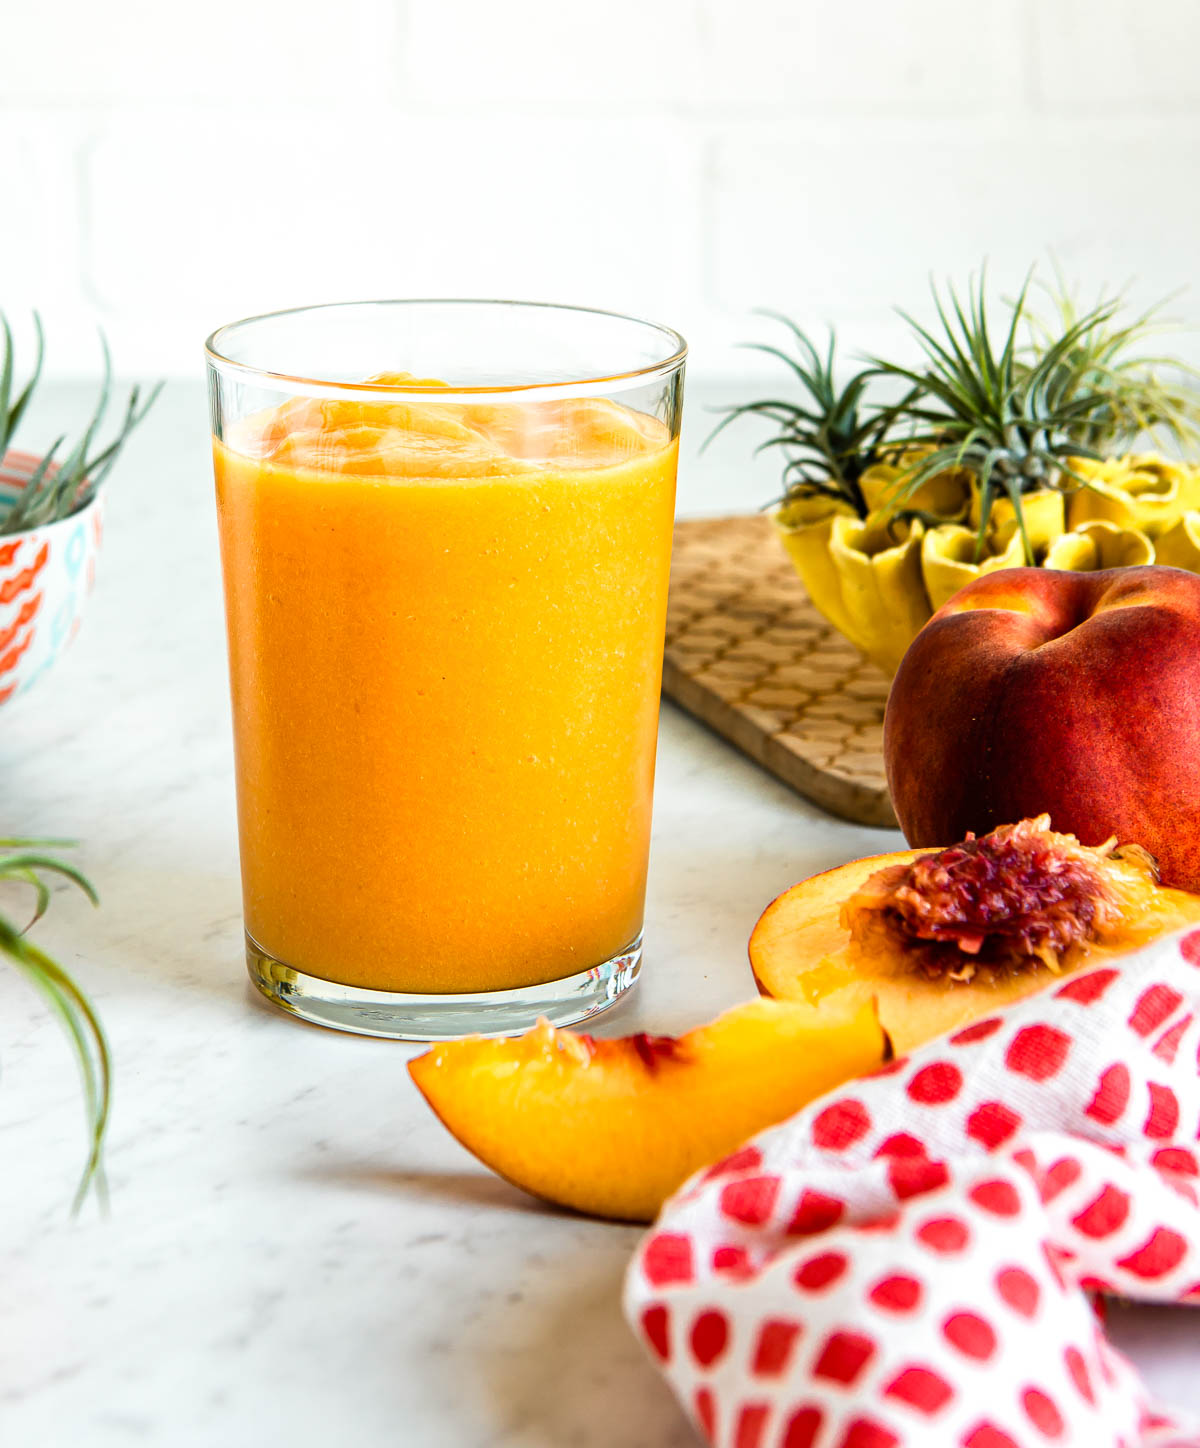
left=625, top=929, right=1200, bottom=1448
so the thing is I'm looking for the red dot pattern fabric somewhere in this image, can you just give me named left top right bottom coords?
left=625, top=930, right=1200, bottom=1446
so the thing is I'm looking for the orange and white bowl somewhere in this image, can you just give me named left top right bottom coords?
left=0, top=450, right=104, bottom=706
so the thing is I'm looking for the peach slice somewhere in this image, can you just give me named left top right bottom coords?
left=750, top=825, right=1200, bottom=1055
left=408, top=997, right=887, bottom=1223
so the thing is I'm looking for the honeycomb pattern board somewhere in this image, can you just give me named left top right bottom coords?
left=663, top=514, right=898, bottom=829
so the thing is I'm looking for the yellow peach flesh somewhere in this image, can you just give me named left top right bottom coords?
left=409, top=997, right=887, bottom=1223
left=750, top=844, right=1200, bottom=1054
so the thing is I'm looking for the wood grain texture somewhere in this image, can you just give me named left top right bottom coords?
left=663, top=515, right=897, bottom=828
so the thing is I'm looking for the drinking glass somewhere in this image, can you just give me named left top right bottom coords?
left=205, top=300, right=685, bottom=1039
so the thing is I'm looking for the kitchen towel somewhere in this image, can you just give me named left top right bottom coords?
left=625, top=928, right=1200, bottom=1447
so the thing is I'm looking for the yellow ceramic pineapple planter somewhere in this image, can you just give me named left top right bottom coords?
left=773, top=494, right=858, bottom=646
left=826, top=513, right=929, bottom=676
left=724, top=272, right=1200, bottom=677
left=1156, top=512, right=1200, bottom=570
left=1065, top=455, right=1200, bottom=536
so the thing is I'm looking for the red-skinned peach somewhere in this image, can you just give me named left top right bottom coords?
left=884, top=565, right=1200, bottom=888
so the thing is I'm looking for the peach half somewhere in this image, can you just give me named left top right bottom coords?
left=408, top=996, right=887, bottom=1223
left=750, top=819, right=1200, bottom=1054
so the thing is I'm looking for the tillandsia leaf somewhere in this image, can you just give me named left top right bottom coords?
left=0, top=840, right=109, bottom=1208
left=12, top=868, right=53, bottom=930
left=710, top=317, right=900, bottom=518
left=1003, top=476, right=1034, bottom=567
left=0, top=313, right=45, bottom=463
left=8, top=934, right=110, bottom=1213
left=2, top=440, right=64, bottom=534
left=33, top=334, right=116, bottom=524
left=0, top=322, right=161, bottom=538
left=0, top=853, right=99, bottom=904
left=4, top=314, right=44, bottom=455
left=79, top=380, right=164, bottom=501
left=0, top=315, right=15, bottom=455
left=1024, top=279, right=1200, bottom=452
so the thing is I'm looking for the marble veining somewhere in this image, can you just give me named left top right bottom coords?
left=0, top=382, right=1192, bottom=1445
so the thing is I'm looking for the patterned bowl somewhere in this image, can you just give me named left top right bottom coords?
left=0, top=449, right=103, bottom=706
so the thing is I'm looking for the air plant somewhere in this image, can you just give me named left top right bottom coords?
left=1024, top=276, right=1200, bottom=454
left=0, top=315, right=161, bottom=536
left=0, top=839, right=109, bottom=1209
left=723, top=268, right=1200, bottom=565
left=870, top=270, right=1200, bottom=561
left=708, top=317, right=900, bottom=520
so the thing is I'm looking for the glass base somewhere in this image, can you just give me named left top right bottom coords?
left=245, top=930, right=642, bottom=1041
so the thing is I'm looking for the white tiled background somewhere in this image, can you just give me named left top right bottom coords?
left=4, top=0, right=1200, bottom=381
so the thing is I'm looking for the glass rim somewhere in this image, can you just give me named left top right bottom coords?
left=204, top=297, right=688, bottom=400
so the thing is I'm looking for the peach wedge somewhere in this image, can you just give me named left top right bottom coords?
left=409, top=997, right=887, bottom=1223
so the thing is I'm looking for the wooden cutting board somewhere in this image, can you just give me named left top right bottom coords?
left=663, top=514, right=897, bottom=828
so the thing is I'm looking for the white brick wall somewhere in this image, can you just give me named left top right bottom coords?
left=704, top=0, right=1026, bottom=113
left=3, top=0, right=1200, bottom=382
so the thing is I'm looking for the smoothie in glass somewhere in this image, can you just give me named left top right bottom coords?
left=213, top=372, right=678, bottom=1004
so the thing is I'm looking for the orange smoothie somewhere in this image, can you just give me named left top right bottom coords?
left=214, top=379, right=678, bottom=994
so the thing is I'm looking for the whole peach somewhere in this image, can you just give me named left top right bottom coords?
left=884, top=565, right=1200, bottom=890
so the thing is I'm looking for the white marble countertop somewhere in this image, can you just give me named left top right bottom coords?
left=1, top=381, right=1195, bottom=1446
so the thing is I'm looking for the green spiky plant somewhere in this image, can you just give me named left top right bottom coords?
left=0, top=315, right=161, bottom=536
left=1025, top=277, right=1200, bottom=455
left=707, top=317, right=901, bottom=519
left=724, top=270, right=1200, bottom=564
left=0, top=317, right=137, bottom=1209
left=0, top=839, right=109, bottom=1209
left=871, top=270, right=1200, bottom=561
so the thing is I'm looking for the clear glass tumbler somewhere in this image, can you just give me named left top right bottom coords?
left=205, top=300, right=685, bottom=1039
